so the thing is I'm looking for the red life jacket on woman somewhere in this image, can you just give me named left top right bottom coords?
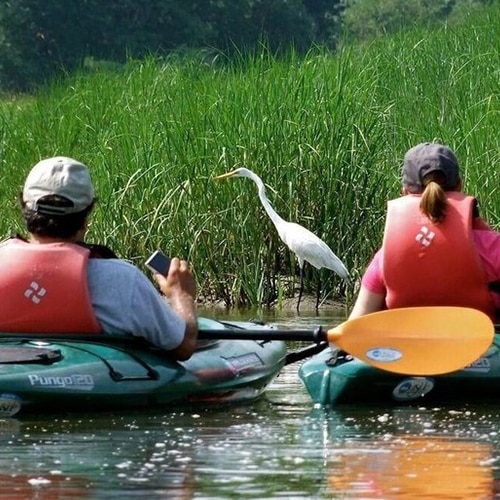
left=382, top=192, right=495, bottom=320
left=0, top=239, right=102, bottom=333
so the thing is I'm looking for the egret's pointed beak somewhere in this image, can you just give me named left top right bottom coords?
left=213, top=170, right=238, bottom=180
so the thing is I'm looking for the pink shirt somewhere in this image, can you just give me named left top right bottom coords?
left=362, top=229, right=500, bottom=310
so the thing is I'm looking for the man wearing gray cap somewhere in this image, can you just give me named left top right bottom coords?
left=349, top=143, right=500, bottom=321
left=0, top=157, right=198, bottom=360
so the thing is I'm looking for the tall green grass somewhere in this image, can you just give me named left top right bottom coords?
left=1, top=6, right=499, bottom=310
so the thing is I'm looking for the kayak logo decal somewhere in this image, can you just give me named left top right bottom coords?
left=366, top=347, right=402, bottom=362
left=415, top=225, right=435, bottom=247
left=24, top=281, right=47, bottom=304
left=28, top=374, right=94, bottom=390
left=392, top=377, right=434, bottom=401
left=0, top=393, right=22, bottom=417
left=223, top=353, right=264, bottom=373
left=463, top=357, right=491, bottom=373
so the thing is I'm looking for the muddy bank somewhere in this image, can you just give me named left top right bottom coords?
left=197, top=295, right=348, bottom=318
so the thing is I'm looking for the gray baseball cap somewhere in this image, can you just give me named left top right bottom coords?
left=23, top=157, right=95, bottom=215
left=402, top=143, right=460, bottom=194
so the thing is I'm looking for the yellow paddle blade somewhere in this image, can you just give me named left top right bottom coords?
left=327, top=307, right=494, bottom=375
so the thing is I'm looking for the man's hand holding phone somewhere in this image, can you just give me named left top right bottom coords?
left=145, top=250, right=171, bottom=276
left=146, top=251, right=196, bottom=300
left=145, top=251, right=198, bottom=359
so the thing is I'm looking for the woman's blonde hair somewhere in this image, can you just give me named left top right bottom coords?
left=419, top=171, right=449, bottom=224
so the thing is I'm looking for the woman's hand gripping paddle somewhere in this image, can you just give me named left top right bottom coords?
left=328, top=307, right=494, bottom=375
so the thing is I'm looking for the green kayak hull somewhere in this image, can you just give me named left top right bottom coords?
left=0, top=317, right=286, bottom=416
left=299, top=334, right=500, bottom=406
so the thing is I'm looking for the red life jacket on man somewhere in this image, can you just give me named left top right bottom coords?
left=382, top=192, right=495, bottom=320
left=0, top=239, right=102, bottom=333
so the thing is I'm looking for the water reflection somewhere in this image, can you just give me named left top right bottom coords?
left=305, top=406, right=499, bottom=498
left=327, top=436, right=493, bottom=498
left=199, top=304, right=347, bottom=329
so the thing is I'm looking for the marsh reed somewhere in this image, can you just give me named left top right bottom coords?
left=1, top=6, right=499, bottom=309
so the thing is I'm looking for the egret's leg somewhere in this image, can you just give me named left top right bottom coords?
left=297, top=266, right=304, bottom=312
left=315, top=275, right=321, bottom=310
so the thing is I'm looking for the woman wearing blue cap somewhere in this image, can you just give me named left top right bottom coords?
left=349, top=143, right=500, bottom=322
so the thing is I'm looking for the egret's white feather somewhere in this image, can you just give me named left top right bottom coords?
left=215, top=167, right=349, bottom=279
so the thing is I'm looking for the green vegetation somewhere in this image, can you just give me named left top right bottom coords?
left=343, top=0, right=492, bottom=41
left=0, top=0, right=491, bottom=92
left=1, top=6, right=499, bottom=310
left=0, top=0, right=344, bottom=92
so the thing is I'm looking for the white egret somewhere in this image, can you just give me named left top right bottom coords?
left=214, top=167, right=349, bottom=310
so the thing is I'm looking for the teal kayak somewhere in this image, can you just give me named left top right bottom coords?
left=299, top=334, right=500, bottom=406
left=0, top=317, right=286, bottom=417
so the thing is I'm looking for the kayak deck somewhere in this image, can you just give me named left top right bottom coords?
left=0, top=319, right=287, bottom=416
left=299, top=334, right=500, bottom=406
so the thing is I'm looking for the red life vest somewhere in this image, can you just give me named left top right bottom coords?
left=0, top=240, right=102, bottom=333
left=382, top=192, right=495, bottom=320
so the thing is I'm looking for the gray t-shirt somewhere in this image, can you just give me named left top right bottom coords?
left=87, top=259, right=185, bottom=351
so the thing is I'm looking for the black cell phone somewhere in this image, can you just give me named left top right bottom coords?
left=145, top=250, right=171, bottom=275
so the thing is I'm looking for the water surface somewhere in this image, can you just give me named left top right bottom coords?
left=1, top=309, right=499, bottom=498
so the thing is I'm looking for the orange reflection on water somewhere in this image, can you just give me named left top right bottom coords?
left=327, top=435, right=494, bottom=499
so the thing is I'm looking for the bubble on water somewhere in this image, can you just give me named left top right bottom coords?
left=116, top=461, right=132, bottom=469
left=28, top=477, right=51, bottom=486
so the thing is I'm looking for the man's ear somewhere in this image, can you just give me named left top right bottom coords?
left=76, top=217, right=89, bottom=241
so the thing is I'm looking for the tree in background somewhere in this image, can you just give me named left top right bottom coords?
left=342, top=0, right=492, bottom=41
left=304, top=0, right=346, bottom=46
left=0, top=0, right=211, bottom=91
left=0, top=0, right=492, bottom=92
left=0, top=0, right=346, bottom=92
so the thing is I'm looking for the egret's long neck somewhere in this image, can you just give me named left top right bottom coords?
left=250, top=174, right=286, bottom=228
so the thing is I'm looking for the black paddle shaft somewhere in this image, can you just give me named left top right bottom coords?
left=0, top=326, right=329, bottom=344
left=198, top=326, right=327, bottom=343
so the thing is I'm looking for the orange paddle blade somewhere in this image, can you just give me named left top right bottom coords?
left=327, top=307, right=494, bottom=375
